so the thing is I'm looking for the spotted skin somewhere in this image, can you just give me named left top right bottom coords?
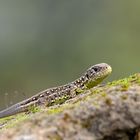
left=0, top=63, right=112, bottom=118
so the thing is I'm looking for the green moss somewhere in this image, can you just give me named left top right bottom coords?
left=0, top=106, right=41, bottom=130
left=134, top=73, right=140, bottom=85
left=5, top=115, right=28, bottom=129
left=101, top=92, right=107, bottom=97
left=90, top=88, right=103, bottom=95
left=129, top=73, right=139, bottom=82
left=107, top=73, right=140, bottom=91
left=0, top=115, right=14, bottom=123
left=120, top=79, right=130, bottom=91
left=47, top=107, right=64, bottom=114
left=107, top=78, right=129, bottom=87
left=102, top=73, right=140, bottom=104
left=27, top=105, right=41, bottom=113
left=47, top=104, right=70, bottom=115
left=0, top=113, right=29, bottom=130
left=48, top=95, right=70, bottom=106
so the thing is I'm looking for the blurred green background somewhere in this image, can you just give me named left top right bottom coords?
left=0, top=0, right=140, bottom=109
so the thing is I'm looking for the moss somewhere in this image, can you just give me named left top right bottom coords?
left=27, top=106, right=41, bottom=114
left=107, top=73, right=140, bottom=91
left=47, top=104, right=70, bottom=115
left=101, top=92, right=107, bottom=97
left=108, top=74, right=136, bottom=92
left=134, top=73, right=140, bottom=85
left=4, top=115, right=28, bottom=129
left=129, top=73, right=140, bottom=82
left=90, top=88, right=103, bottom=95
left=107, top=78, right=129, bottom=87
left=0, top=115, right=14, bottom=123
left=47, top=107, right=64, bottom=115
left=0, top=113, right=29, bottom=130
left=48, top=95, right=70, bottom=106
left=120, top=79, right=130, bottom=91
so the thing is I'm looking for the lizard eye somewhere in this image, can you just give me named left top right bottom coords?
left=93, top=67, right=98, bottom=72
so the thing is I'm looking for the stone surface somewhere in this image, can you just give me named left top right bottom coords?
left=0, top=74, right=140, bottom=140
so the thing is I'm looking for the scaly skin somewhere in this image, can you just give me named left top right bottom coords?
left=0, top=63, right=112, bottom=118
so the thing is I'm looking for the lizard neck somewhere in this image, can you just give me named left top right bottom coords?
left=72, top=75, right=88, bottom=88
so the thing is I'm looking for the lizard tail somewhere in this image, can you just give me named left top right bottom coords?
left=0, top=103, right=26, bottom=118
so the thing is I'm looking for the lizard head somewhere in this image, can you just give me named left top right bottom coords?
left=85, top=63, right=112, bottom=88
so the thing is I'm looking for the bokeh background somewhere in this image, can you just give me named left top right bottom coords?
left=0, top=0, right=140, bottom=109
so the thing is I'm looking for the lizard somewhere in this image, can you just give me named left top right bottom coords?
left=0, top=63, right=112, bottom=118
